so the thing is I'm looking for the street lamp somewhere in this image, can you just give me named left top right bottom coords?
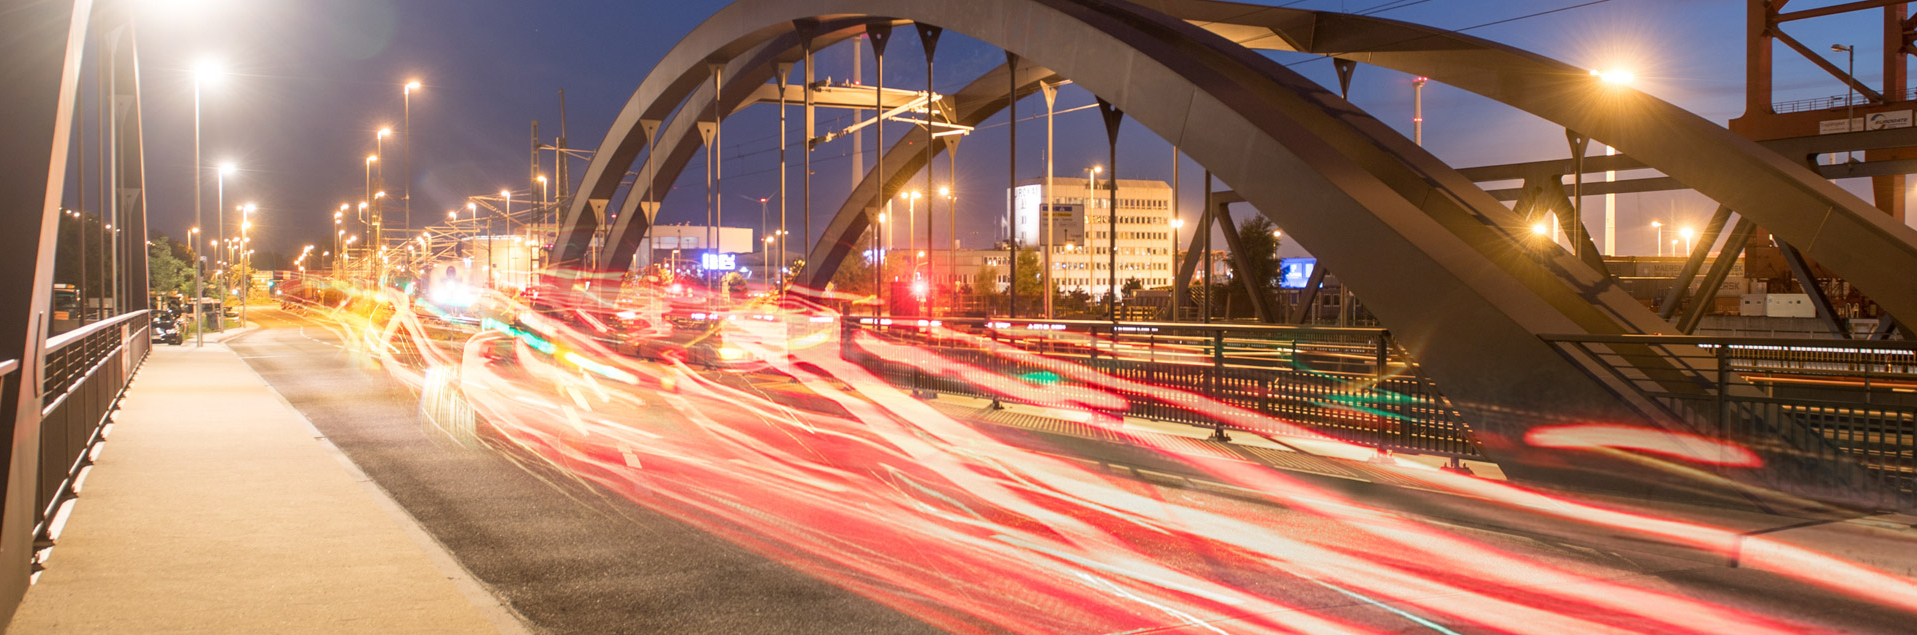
left=364, top=155, right=378, bottom=220
left=1169, top=218, right=1184, bottom=293
left=1679, top=226, right=1697, bottom=256
left=497, top=190, right=511, bottom=287
left=215, top=162, right=234, bottom=265
left=1650, top=220, right=1663, bottom=257
left=1085, top=165, right=1103, bottom=300
left=938, top=185, right=952, bottom=309
left=901, top=190, right=922, bottom=276
left=1590, top=69, right=1635, bottom=85
left=191, top=59, right=222, bottom=347
left=403, top=80, right=422, bottom=232
left=1832, top=44, right=1856, bottom=138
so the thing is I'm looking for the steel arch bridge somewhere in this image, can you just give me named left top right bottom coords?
left=4, top=0, right=156, bottom=620
left=549, top=0, right=1917, bottom=486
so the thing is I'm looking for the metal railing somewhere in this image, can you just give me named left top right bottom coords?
left=845, top=317, right=1483, bottom=458
left=1772, top=87, right=1917, bottom=115
left=35, top=310, right=149, bottom=549
left=1543, top=333, right=1915, bottom=511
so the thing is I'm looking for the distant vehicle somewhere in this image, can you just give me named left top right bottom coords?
left=151, top=316, right=184, bottom=345
left=51, top=284, right=82, bottom=334
left=223, top=305, right=239, bottom=318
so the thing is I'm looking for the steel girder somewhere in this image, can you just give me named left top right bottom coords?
left=0, top=0, right=93, bottom=619
left=1150, top=0, right=1917, bottom=329
left=583, top=21, right=880, bottom=277
left=792, top=62, right=1061, bottom=290
left=556, top=0, right=1862, bottom=487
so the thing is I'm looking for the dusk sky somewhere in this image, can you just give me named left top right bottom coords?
left=116, top=0, right=1895, bottom=263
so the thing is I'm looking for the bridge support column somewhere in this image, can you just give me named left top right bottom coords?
left=870, top=23, right=892, bottom=316
left=0, top=0, right=91, bottom=621
left=1003, top=49, right=1019, bottom=318
left=1678, top=218, right=1759, bottom=334
left=1097, top=98, right=1122, bottom=320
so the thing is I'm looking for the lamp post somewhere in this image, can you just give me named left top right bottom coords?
left=1832, top=44, right=1856, bottom=136
left=1085, top=165, right=1101, bottom=301
left=364, top=155, right=377, bottom=206
left=403, top=81, right=421, bottom=233
left=498, top=191, right=511, bottom=288
left=1680, top=226, right=1697, bottom=256
left=1169, top=218, right=1184, bottom=294
left=937, top=185, right=951, bottom=313
left=241, top=203, right=254, bottom=326
left=902, top=190, right=922, bottom=280
left=1651, top=220, right=1663, bottom=257
left=215, top=163, right=234, bottom=323
left=191, top=59, right=221, bottom=347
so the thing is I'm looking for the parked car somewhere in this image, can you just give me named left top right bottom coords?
left=151, top=317, right=184, bottom=345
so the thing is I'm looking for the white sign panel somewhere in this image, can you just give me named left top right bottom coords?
left=1819, top=110, right=1913, bottom=134
left=1868, top=110, right=1913, bottom=130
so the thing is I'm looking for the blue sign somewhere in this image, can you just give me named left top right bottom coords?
left=700, top=253, right=737, bottom=271
left=1279, top=258, right=1316, bottom=289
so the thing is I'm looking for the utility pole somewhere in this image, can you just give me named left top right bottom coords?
left=1412, top=76, right=1427, bottom=146
left=1042, top=81, right=1057, bottom=318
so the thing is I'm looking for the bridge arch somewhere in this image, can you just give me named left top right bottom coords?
left=556, top=0, right=1917, bottom=481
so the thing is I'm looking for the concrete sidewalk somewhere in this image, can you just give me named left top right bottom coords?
left=8, top=342, right=522, bottom=634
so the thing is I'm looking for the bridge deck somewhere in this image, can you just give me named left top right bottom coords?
left=8, top=341, right=519, bottom=634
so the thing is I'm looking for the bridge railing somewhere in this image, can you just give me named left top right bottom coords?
left=35, top=310, right=149, bottom=552
left=1542, top=333, right=1915, bottom=511
left=844, top=317, right=1483, bottom=459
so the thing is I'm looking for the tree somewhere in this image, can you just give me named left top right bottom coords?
left=830, top=244, right=875, bottom=295
left=972, top=264, right=1000, bottom=299
left=147, top=233, right=196, bottom=302
left=1224, top=215, right=1283, bottom=318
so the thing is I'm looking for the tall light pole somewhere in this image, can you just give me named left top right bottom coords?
left=1169, top=218, right=1184, bottom=295
left=1680, top=226, right=1697, bottom=256
left=335, top=205, right=346, bottom=274
left=375, top=128, right=392, bottom=253
left=1085, top=165, right=1101, bottom=301
left=1832, top=44, right=1856, bottom=133
left=241, top=203, right=254, bottom=326
left=937, top=185, right=950, bottom=311
left=403, top=81, right=421, bottom=233
left=498, top=191, right=511, bottom=288
left=757, top=196, right=769, bottom=291
left=1412, top=76, right=1427, bottom=146
left=215, top=163, right=234, bottom=325
left=1042, top=80, right=1058, bottom=318
left=902, top=190, right=922, bottom=280
left=1651, top=220, right=1663, bottom=257
left=191, top=59, right=220, bottom=346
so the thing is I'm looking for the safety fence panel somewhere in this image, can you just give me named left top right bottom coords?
left=36, top=311, right=150, bottom=546
left=846, top=318, right=1482, bottom=458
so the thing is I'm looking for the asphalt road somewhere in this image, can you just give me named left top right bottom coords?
left=225, top=307, right=1916, bottom=634
left=228, top=309, right=944, bottom=634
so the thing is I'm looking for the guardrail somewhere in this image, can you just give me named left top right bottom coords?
left=1543, top=334, right=1915, bottom=511
left=845, top=317, right=1483, bottom=459
left=35, top=311, right=150, bottom=554
left=1772, top=87, right=1917, bottom=115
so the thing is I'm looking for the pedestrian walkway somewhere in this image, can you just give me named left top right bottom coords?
left=7, top=341, right=523, bottom=634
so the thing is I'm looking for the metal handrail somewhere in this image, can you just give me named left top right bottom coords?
left=931, top=315, right=1391, bottom=337
left=1539, top=332, right=1917, bottom=353
left=0, top=358, right=16, bottom=378
left=46, top=310, right=150, bottom=353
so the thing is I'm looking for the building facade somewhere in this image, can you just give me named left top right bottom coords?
left=1012, top=177, right=1176, bottom=297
